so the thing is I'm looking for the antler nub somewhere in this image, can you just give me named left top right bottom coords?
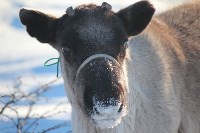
left=101, top=2, right=112, bottom=10
left=66, top=6, right=75, bottom=16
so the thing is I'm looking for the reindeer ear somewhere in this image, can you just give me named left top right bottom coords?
left=116, top=1, right=155, bottom=36
left=19, top=8, right=58, bottom=44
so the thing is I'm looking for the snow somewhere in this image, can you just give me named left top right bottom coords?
left=91, top=97, right=123, bottom=128
left=0, top=0, right=188, bottom=132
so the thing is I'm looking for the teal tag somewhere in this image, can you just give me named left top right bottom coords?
left=44, top=58, right=60, bottom=77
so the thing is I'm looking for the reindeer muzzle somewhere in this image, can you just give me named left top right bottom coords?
left=75, top=54, right=127, bottom=128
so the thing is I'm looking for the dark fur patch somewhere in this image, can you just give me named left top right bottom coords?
left=19, top=9, right=58, bottom=45
left=56, top=5, right=127, bottom=67
left=116, top=0, right=155, bottom=36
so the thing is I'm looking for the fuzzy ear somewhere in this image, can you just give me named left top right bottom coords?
left=19, top=8, right=58, bottom=44
left=116, top=1, right=155, bottom=36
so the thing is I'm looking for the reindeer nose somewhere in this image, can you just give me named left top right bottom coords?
left=92, top=99, right=123, bottom=115
left=90, top=98, right=124, bottom=128
left=79, top=56, right=125, bottom=116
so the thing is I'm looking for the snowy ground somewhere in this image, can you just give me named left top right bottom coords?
left=0, top=0, right=188, bottom=132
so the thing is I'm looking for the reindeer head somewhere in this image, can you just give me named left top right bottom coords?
left=19, top=1, right=154, bottom=128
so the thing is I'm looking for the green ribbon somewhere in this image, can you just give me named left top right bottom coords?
left=44, top=58, right=60, bottom=77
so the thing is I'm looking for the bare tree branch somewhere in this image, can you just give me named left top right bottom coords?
left=0, top=76, right=71, bottom=133
left=40, top=122, right=70, bottom=133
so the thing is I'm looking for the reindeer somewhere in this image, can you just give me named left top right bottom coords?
left=19, top=1, right=200, bottom=133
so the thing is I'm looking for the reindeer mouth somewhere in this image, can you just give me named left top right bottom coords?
left=91, top=101, right=125, bottom=128
left=74, top=54, right=127, bottom=128
left=92, top=118, right=121, bottom=128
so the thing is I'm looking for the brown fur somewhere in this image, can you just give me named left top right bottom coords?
left=144, top=1, right=200, bottom=132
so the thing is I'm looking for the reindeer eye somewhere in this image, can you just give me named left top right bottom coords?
left=124, top=41, right=129, bottom=48
left=123, top=41, right=129, bottom=50
left=62, top=47, right=72, bottom=55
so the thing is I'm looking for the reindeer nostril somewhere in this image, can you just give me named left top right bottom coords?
left=92, top=100, right=123, bottom=116
left=118, top=104, right=123, bottom=112
left=93, top=107, right=100, bottom=114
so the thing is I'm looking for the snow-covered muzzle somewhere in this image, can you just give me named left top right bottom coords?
left=74, top=54, right=127, bottom=128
